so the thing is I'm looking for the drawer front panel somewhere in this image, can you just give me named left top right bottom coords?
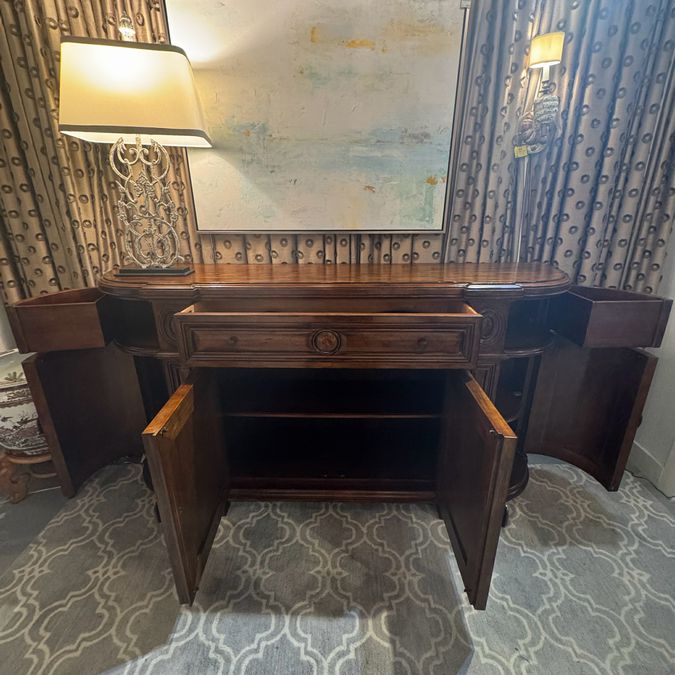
left=548, top=287, right=672, bottom=349
left=8, top=288, right=110, bottom=353
left=177, top=312, right=481, bottom=368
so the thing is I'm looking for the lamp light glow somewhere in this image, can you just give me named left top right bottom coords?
left=58, top=37, right=212, bottom=148
left=529, top=32, right=565, bottom=70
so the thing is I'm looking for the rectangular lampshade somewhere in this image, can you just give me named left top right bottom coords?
left=529, top=31, right=565, bottom=69
left=59, top=37, right=212, bottom=147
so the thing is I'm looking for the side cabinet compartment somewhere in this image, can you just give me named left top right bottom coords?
left=526, top=285, right=671, bottom=490
left=437, top=372, right=516, bottom=609
left=22, top=345, right=145, bottom=497
left=10, top=288, right=146, bottom=496
left=525, top=337, right=656, bottom=490
left=143, top=370, right=230, bottom=605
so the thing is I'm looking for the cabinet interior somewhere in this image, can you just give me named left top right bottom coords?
left=209, top=368, right=449, bottom=499
left=504, top=298, right=550, bottom=353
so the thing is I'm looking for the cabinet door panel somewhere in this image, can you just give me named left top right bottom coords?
left=437, top=373, right=516, bottom=610
left=23, top=344, right=145, bottom=497
left=143, top=370, right=230, bottom=605
left=525, top=336, right=656, bottom=490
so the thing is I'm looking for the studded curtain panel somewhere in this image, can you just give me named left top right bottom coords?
left=0, top=1, right=171, bottom=302
left=0, top=0, right=673, bottom=302
left=447, top=0, right=675, bottom=292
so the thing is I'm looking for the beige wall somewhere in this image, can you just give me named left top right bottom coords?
left=628, top=238, right=675, bottom=496
left=0, top=301, right=15, bottom=353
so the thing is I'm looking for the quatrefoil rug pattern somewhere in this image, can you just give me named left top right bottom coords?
left=0, top=463, right=673, bottom=674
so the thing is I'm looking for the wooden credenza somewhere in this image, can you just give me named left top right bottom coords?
left=7, top=263, right=671, bottom=609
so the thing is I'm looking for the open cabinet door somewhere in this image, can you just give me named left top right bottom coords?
left=525, top=285, right=670, bottom=491
left=524, top=336, right=657, bottom=490
left=437, top=373, right=516, bottom=610
left=22, top=345, right=145, bottom=497
left=143, top=370, right=230, bottom=605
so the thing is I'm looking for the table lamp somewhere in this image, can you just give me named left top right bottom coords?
left=58, top=26, right=211, bottom=275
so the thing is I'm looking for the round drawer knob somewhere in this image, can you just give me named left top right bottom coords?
left=417, top=337, right=429, bottom=352
left=311, top=329, right=341, bottom=355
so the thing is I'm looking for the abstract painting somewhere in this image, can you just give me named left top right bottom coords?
left=165, top=0, right=465, bottom=232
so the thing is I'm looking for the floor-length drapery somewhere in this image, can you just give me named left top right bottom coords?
left=1, top=0, right=673, bottom=301
left=445, top=0, right=674, bottom=293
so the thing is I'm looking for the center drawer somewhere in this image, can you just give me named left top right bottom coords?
left=175, top=304, right=481, bottom=369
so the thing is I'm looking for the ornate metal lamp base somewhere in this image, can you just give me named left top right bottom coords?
left=115, top=265, right=194, bottom=277
left=110, top=136, right=190, bottom=274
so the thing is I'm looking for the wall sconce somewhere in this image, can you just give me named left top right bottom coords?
left=529, top=31, right=565, bottom=90
left=515, top=31, right=565, bottom=156
left=512, top=31, right=565, bottom=263
left=58, top=17, right=211, bottom=275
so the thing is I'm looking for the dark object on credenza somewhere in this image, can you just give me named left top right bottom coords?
left=8, top=264, right=671, bottom=610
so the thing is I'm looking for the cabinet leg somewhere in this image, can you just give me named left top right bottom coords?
left=501, top=505, right=509, bottom=528
left=507, top=448, right=530, bottom=500
left=0, top=455, right=30, bottom=504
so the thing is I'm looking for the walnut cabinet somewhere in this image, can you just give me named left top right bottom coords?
left=9, top=263, right=671, bottom=609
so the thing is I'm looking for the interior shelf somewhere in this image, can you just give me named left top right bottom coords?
left=226, top=411, right=440, bottom=420
left=231, top=477, right=436, bottom=502
left=219, top=368, right=446, bottom=418
left=227, top=416, right=440, bottom=485
left=504, top=330, right=553, bottom=356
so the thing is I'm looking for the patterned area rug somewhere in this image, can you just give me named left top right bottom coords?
left=0, top=463, right=673, bottom=674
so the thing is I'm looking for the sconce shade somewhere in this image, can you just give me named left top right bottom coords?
left=59, top=37, right=212, bottom=147
left=529, top=32, right=565, bottom=69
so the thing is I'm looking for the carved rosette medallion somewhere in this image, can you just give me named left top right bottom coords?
left=311, top=329, right=342, bottom=355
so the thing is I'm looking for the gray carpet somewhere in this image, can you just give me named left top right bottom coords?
left=0, top=463, right=673, bottom=674
left=0, top=485, right=66, bottom=572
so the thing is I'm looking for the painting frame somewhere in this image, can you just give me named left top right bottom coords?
left=166, top=0, right=468, bottom=234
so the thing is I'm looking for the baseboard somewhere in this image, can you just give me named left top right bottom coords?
left=627, top=442, right=664, bottom=488
left=656, top=440, right=675, bottom=498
